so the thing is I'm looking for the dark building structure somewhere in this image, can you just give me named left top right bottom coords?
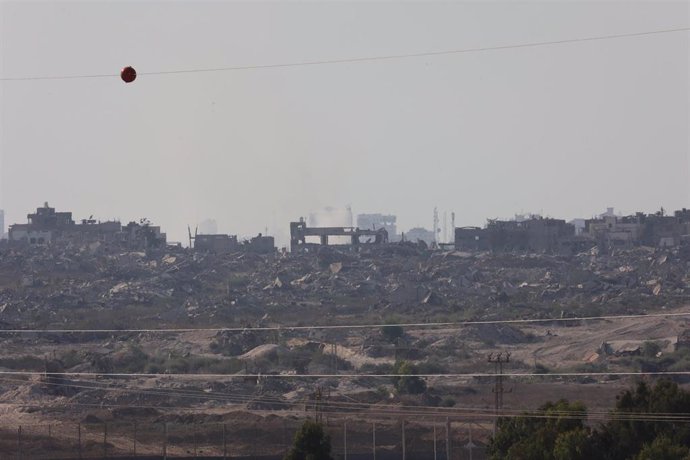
left=484, top=218, right=574, bottom=253
left=585, top=208, right=690, bottom=249
left=8, top=203, right=166, bottom=249
left=454, top=217, right=575, bottom=253
left=193, top=233, right=275, bottom=254
left=243, top=234, right=275, bottom=254
left=454, top=227, right=489, bottom=251
left=290, top=218, right=388, bottom=252
left=194, top=234, right=239, bottom=253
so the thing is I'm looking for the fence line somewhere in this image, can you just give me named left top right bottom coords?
left=0, top=419, right=489, bottom=459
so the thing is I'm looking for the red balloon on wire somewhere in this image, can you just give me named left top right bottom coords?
left=120, top=66, right=137, bottom=83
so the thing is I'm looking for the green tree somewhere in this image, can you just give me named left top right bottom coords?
left=487, top=400, right=589, bottom=460
left=595, top=380, right=690, bottom=460
left=284, top=419, right=333, bottom=460
left=488, top=380, right=690, bottom=460
left=636, top=435, right=689, bottom=460
left=392, top=360, right=427, bottom=395
left=554, top=428, right=593, bottom=460
left=641, top=341, right=661, bottom=358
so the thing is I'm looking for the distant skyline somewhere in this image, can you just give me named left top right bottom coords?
left=1, top=201, right=686, bottom=248
left=1, top=1, right=688, bottom=247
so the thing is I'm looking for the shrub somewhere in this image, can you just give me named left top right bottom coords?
left=284, top=419, right=333, bottom=460
left=381, top=324, right=404, bottom=343
left=392, top=361, right=427, bottom=395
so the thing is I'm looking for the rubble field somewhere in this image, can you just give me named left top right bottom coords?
left=1, top=241, right=689, bottom=456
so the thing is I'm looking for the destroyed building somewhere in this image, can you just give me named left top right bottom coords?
left=487, top=217, right=575, bottom=253
left=454, top=227, right=489, bottom=251
left=585, top=208, right=690, bottom=249
left=356, top=213, right=398, bottom=241
left=453, top=208, right=690, bottom=254
left=454, top=217, right=575, bottom=253
left=8, top=202, right=76, bottom=244
left=243, top=234, right=276, bottom=253
left=586, top=214, right=642, bottom=248
left=194, top=234, right=239, bottom=253
left=194, top=233, right=275, bottom=254
left=120, top=221, right=167, bottom=249
left=290, top=218, right=388, bottom=252
left=7, top=203, right=166, bottom=249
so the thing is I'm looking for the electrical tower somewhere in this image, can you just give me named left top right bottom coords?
left=312, top=386, right=324, bottom=422
left=433, top=207, right=439, bottom=246
left=487, top=352, right=511, bottom=417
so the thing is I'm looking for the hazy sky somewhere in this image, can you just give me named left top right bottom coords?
left=1, top=1, right=688, bottom=246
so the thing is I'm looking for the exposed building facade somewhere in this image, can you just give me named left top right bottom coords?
left=290, top=218, right=388, bottom=252
left=195, top=234, right=239, bottom=253
left=8, top=203, right=166, bottom=249
left=454, top=217, right=575, bottom=253
left=455, top=208, right=690, bottom=254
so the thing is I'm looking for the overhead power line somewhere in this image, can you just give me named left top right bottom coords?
left=1, top=26, right=687, bottom=82
left=4, top=370, right=690, bottom=378
left=2, top=377, right=690, bottom=424
left=2, top=375, right=687, bottom=421
left=0, top=310, right=687, bottom=334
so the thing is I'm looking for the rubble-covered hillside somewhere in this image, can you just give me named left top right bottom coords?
left=0, top=242, right=688, bottom=330
left=1, top=241, right=690, bottom=457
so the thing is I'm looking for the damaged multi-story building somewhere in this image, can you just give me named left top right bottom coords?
left=290, top=218, right=388, bottom=252
left=7, top=203, right=166, bottom=249
left=455, top=216, right=575, bottom=253
left=193, top=233, right=275, bottom=254
left=455, top=208, right=690, bottom=254
left=585, top=208, right=690, bottom=248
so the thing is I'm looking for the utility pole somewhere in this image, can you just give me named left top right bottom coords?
left=443, top=211, right=447, bottom=244
left=313, top=387, right=324, bottom=423
left=17, top=425, right=21, bottom=460
left=78, top=424, right=82, bottom=460
left=331, top=344, right=338, bottom=375
left=488, top=352, right=511, bottom=433
left=451, top=212, right=455, bottom=246
left=433, top=207, right=439, bottom=246
left=372, top=422, right=376, bottom=460
left=223, top=423, right=228, bottom=460
left=103, top=423, right=108, bottom=459
left=445, top=418, right=451, bottom=460
left=163, top=423, right=168, bottom=460
left=401, top=419, right=406, bottom=460
left=433, top=424, right=437, bottom=460
left=343, top=421, right=348, bottom=460
left=465, top=424, right=476, bottom=460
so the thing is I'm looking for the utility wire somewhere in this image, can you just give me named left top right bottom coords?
left=3, top=375, right=689, bottom=420
left=3, top=378, right=690, bottom=424
left=1, top=26, right=688, bottom=82
left=4, top=370, right=690, bottom=378
left=7, top=376, right=690, bottom=424
left=0, top=310, right=686, bottom=334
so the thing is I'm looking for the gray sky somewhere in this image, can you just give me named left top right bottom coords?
left=1, top=1, right=688, bottom=246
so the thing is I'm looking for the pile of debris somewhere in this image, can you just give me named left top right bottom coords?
left=0, top=241, right=689, bottom=330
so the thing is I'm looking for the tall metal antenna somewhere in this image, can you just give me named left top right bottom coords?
left=433, top=207, right=439, bottom=246
left=488, top=351, right=511, bottom=433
